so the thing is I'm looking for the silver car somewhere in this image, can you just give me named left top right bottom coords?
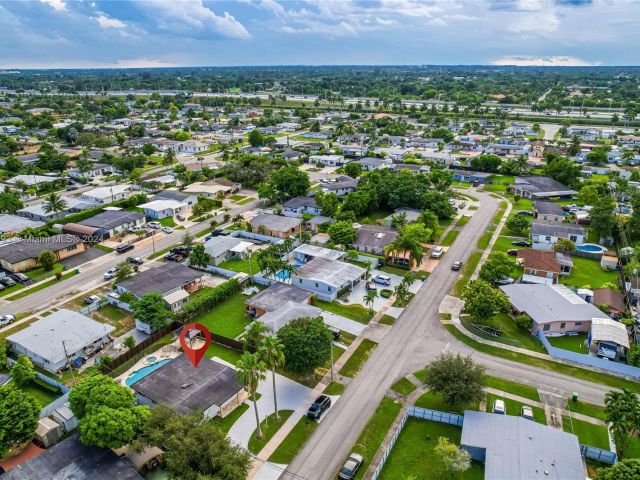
left=339, top=453, right=364, bottom=480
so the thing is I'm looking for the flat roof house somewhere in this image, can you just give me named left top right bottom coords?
left=139, top=199, right=187, bottom=219
left=250, top=213, right=300, bottom=239
left=588, top=317, right=630, bottom=361
left=16, top=196, right=96, bottom=222
left=155, top=190, right=197, bottom=207
left=534, top=201, right=566, bottom=223
left=0, top=214, right=44, bottom=234
left=81, top=184, right=136, bottom=205
left=0, top=234, right=86, bottom=273
left=291, top=257, right=365, bottom=301
left=353, top=224, right=398, bottom=256
left=282, top=197, right=321, bottom=218
left=293, top=244, right=346, bottom=264
left=204, top=236, right=252, bottom=266
left=77, top=210, right=145, bottom=238
left=451, top=169, right=493, bottom=184
left=531, top=221, right=585, bottom=251
left=500, top=284, right=609, bottom=335
left=320, top=177, right=359, bottom=196
left=461, top=411, right=584, bottom=480
left=6, top=309, right=115, bottom=373
left=130, top=354, right=247, bottom=418
left=354, top=157, right=390, bottom=171
left=510, top=176, right=577, bottom=199
left=245, top=282, right=318, bottom=332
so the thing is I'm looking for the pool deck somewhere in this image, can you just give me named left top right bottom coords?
left=115, top=342, right=181, bottom=386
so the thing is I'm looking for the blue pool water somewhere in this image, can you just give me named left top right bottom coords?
left=576, top=244, right=605, bottom=253
left=125, top=358, right=171, bottom=386
left=275, top=269, right=291, bottom=281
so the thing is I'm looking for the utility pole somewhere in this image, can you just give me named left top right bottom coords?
left=62, top=340, right=76, bottom=386
left=330, top=341, right=334, bottom=382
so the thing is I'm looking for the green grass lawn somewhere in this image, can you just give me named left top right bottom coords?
left=356, top=209, right=392, bottom=225
left=195, top=290, right=251, bottom=339
left=268, top=416, right=318, bottom=464
left=24, top=263, right=64, bottom=281
left=210, top=403, right=249, bottom=433
left=379, top=314, right=396, bottom=325
left=325, top=381, right=346, bottom=395
left=392, top=292, right=414, bottom=307
left=218, top=256, right=261, bottom=274
left=313, top=299, right=373, bottom=324
left=338, top=330, right=357, bottom=346
left=510, top=197, right=534, bottom=211
left=566, top=399, right=607, bottom=421
left=441, top=229, right=460, bottom=247
left=159, top=216, right=176, bottom=228
left=339, top=339, right=377, bottom=378
left=6, top=270, right=79, bottom=301
left=12, top=378, right=62, bottom=409
left=247, top=410, right=294, bottom=454
left=492, top=235, right=526, bottom=254
left=485, top=375, right=540, bottom=402
left=547, top=333, right=589, bottom=354
left=391, top=377, right=417, bottom=395
left=452, top=251, right=483, bottom=296
left=236, top=197, right=254, bottom=205
left=378, top=264, right=412, bottom=276
left=462, top=313, right=546, bottom=353
left=414, top=390, right=479, bottom=414
left=485, top=393, right=547, bottom=424
left=560, top=257, right=619, bottom=289
left=90, top=305, right=134, bottom=336
left=230, top=194, right=246, bottom=201
left=95, top=244, right=114, bottom=253
left=379, top=418, right=485, bottom=480
left=563, top=416, right=610, bottom=449
left=205, top=342, right=243, bottom=364
left=476, top=231, right=493, bottom=250
left=456, top=215, right=471, bottom=227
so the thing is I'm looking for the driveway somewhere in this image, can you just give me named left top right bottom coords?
left=59, top=246, right=109, bottom=269
left=321, top=312, right=366, bottom=336
left=343, top=269, right=423, bottom=311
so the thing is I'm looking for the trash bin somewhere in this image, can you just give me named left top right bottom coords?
left=572, top=392, right=579, bottom=402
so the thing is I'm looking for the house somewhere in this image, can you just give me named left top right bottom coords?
left=588, top=317, right=630, bottom=361
left=77, top=210, right=145, bottom=238
left=1, top=433, right=142, bottom=480
left=0, top=214, right=44, bottom=234
left=178, top=140, right=209, bottom=153
left=155, top=190, right=198, bottom=207
left=16, top=196, right=96, bottom=222
left=499, top=284, right=609, bottom=335
left=592, top=287, right=625, bottom=318
left=81, top=184, right=136, bottom=205
left=6, top=310, right=114, bottom=373
left=245, top=282, right=314, bottom=318
left=308, top=215, right=334, bottom=232
left=5, top=174, right=63, bottom=188
left=68, top=163, right=115, bottom=180
left=320, top=177, right=359, bottom=196
left=510, top=176, right=577, bottom=199
left=139, top=199, right=188, bottom=219
left=292, top=244, right=346, bottom=263
left=115, top=263, right=204, bottom=318
left=282, top=197, right=322, bottom=218
left=0, top=235, right=86, bottom=272
left=276, top=150, right=305, bottom=162
left=183, top=179, right=239, bottom=198
left=451, top=170, right=493, bottom=184
left=353, top=225, right=398, bottom=256
left=534, top=201, right=565, bottom=222
left=354, top=157, right=390, bottom=171
left=204, top=236, right=252, bottom=266
left=291, top=258, right=365, bottom=301
left=516, top=248, right=572, bottom=284
left=309, top=154, right=346, bottom=167
left=461, top=411, right=584, bottom=480
left=389, top=163, right=431, bottom=175
left=130, top=354, right=247, bottom=418
left=250, top=213, right=300, bottom=238
left=531, top=221, right=585, bottom=250
left=301, top=131, right=329, bottom=140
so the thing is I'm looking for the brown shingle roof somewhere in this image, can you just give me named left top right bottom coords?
left=517, top=248, right=560, bottom=273
left=592, top=288, right=625, bottom=312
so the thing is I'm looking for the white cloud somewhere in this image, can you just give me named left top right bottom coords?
left=491, top=55, right=601, bottom=66
left=94, top=14, right=127, bottom=29
left=39, top=0, right=67, bottom=12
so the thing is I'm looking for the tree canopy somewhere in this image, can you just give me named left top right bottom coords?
left=132, top=292, right=172, bottom=333
left=424, top=353, right=486, bottom=407
left=277, top=317, right=333, bottom=375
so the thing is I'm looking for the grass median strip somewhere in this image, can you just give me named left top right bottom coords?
left=247, top=410, right=294, bottom=454
left=391, top=377, right=417, bottom=395
left=6, top=270, right=80, bottom=301
left=441, top=229, right=460, bottom=247
left=268, top=416, right=319, bottom=464
left=339, top=339, right=378, bottom=378
left=451, top=251, right=482, bottom=296
left=313, top=299, right=373, bottom=324
left=485, top=375, right=541, bottom=402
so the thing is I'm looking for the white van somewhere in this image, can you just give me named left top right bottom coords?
left=493, top=399, right=506, bottom=415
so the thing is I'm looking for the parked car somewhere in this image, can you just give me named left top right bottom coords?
left=10, top=272, right=29, bottom=283
left=84, top=295, right=101, bottom=305
left=365, top=281, right=376, bottom=292
left=116, top=243, right=134, bottom=254
left=495, top=276, right=515, bottom=286
left=0, top=314, right=16, bottom=327
left=507, top=249, right=519, bottom=256
left=451, top=261, right=463, bottom=271
left=338, top=453, right=364, bottom=480
left=511, top=240, right=531, bottom=247
left=103, top=268, right=117, bottom=280
left=66, top=185, right=79, bottom=191
left=493, top=399, right=506, bottom=415
left=176, top=214, right=186, bottom=221
left=162, top=227, right=174, bottom=234
left=165, top=253, right=184, bottom=262
left=147, top=221, right=161, bottom=229
left=0, top=276, right=16, bottom=287
left=328, top=326, right=341, bottom=341
left=521, top=406, right=534, bottom=421
left=431, top=246, right=444, bottom=258
left=307, top=395, right=331, bottom=420
left=171, top=246, right=193, bottom=255
left=0, top=284, right=5, bottom=291
left=211, top=229, right=225, bottom=236
left=126, top=256, right=143, bottom=266
left=373, top=274, right=391, bottom=286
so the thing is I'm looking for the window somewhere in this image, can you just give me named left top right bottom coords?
left=66, top=245, right=77, bottom=252
left=570, top=235, right=578, bottom=242
left=328, top=287, right=332, bottom=292
left=298, top=279, right=302, bottom=284
left=315, top=282, right=319, bottom=288
left=543, top=324, right=550, bottom=331
left=560, top=323, right=566, bottom=329
left=545, top=236, right=552, bottom=242
left=575, top=322, right=582, bottom=326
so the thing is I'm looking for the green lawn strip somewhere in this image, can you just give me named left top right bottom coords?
left=196, top=290, right=252, bottom=338
left=219, top=256, right=261, bottom=274
left=324, top=381, right=346, bottom=395
left=379, top=417, right=485, bottom=480
left=378, top=265, right=412, bottom=276
left=456, top=215, right=470, bottom=227
left=339, top=339, right=377, bottom=378
left=159, top=217, right=176, bottom=228
left=391, top=377, right=417, bottom=395
left=392, top=292, right=414, bottom=307
left=461, top=312, right=546, bottom=353
left=379, top=314, right=395, bottom=325
left=268, top=416, right=319, bottom=464
left=0, top=318, right=37, bottom=340
left=12, top=378, right=62, bottom=409
left=338, top=330, right=357, bottom=346
left=148, top=243, right=180, bottom=260
left=444, top=324, right=640, bottom=392
left=624, top=435, right=640, bottom=459
left=90, top=304, right=134, bottom=337
left=476, top=231, right=492, bottom=250
left=236, top=197, right=254, bottom=205
left=24, top=263, right=64, bottom=281
left=485, top=375, right=541, bottom=402
left=230, top=194, right=246, bottom=201
left=211, top=403, right=249, bottom=434
left=247, top=410, right=294, bottom=454
left=94, top=244, right=114, bottom=253
left=6, top=270, right=79, bottom=301
left=547, top=333, right=589, bottom=354
left=413, top=368, right=428, bottom=383
left=562, top=416, right=610, bottom=450
left=492, top=235, right=526, bottom=254
left=205, top=342, right=243, bottom=364
left=566, top=400, right=607, bottom=421
left=452, top=251, right=483, bottom=296
left=313, top=299, right=373, bottom=324
left=414, top=390, right=479, bottom=414
left=485, top=393, right=546, bottom=424
left=560, top=257, right=619, bottom=290
left=441, top=229, right=460, bottom=247
left=350, top=397, right=403, bottom=480
left=0, top=283, right=25, bottom=298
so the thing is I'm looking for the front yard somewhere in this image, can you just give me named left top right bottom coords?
left=338, top=339, right=377, bottom=378
left=312, top=299, right=374, bottom=324
left=460, top=312, right=546, bottom=353
left=562, top=416, right=610, bottom=450
left=547, top=333, right=589, bottom=354
left=90, top=305, right=134, bottom=337
left=484, top=393, right=547, bottom=424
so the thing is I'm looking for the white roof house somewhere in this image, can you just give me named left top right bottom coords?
left=293, top=244, right=345, bottom=262
left=81, top=184, right=135, bottom=204
left=256, top=302, right=323, bottom=333
left=6, top=174, right=63, bottom=186
left=590, top=317, right=630, bottom=349
left=139, top=199, right=187, bottom=219
left=291, top=258, right=365, bottom=301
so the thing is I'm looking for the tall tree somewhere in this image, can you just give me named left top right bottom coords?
left=258, top=337, right=286, bottom=421
left=461, top=280, right=510, bottom=321
left=236, top=352, right=267, bottom=440
left=132, top=292, right=172, bottom=333
left=598, top=459, right=640, bottom=480
left=188, top=244, right=211, bottom=268
left=277, top=317, right=333, bottom=375
left=605, top=389, right=640, bottom=460
left=11, top=356, right=36, bottom=386
left=589, top=195, right=616, bottom=241
left=0, top=384, right=39, bottom=454
left=424, top=353, right=486, bottom=407
left=42, top=192, right=68, bottom=215
left=37, top=250, right=56, bottom=272
left=244, top=320, right=269, bottom=350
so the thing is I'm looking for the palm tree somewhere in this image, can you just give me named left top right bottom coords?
left=42, top=192, right=68, bottom=215
left=244, top=320, right=269, bottom=351
left=384, top=235, right=423, bottom=270
left=364, top=263, right=372, bottom=281
left=236, top=352, right=267, bottom=439
left=258, top=337, right=285, bottom=421
left=363, top=289, right=377, bottom=313
left=163, top=148, right=176, bottom=166
left=393, top=283, right=409, bottom=306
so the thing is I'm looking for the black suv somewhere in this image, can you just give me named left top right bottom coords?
left=116, top=243, right=134, bottom=254
left=307, top=395, right=331, bottom=420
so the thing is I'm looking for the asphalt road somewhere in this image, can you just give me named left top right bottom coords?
left=283, top=190, right=615, bottom=480
left=0, top=199, right=260, bottom=318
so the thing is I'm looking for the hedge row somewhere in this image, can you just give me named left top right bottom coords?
left=49, top=193, right=148, bottom=226
left=176, top=278, right=241, bottom=322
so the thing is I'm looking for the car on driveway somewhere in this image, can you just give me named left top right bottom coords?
left=0, top=276, right=16, bottom=287
left=507, top=249, right=519, bottom=256
left=493, top=399, right=506, bottom=415
left=0, top=314, right=16, bottom=327
left=162, top=227, right=174, bottom=234
left=365, top=281, right=377, bottom=292
left=338, top=453, right=364, bottom=480
left=165, top=253, right=184, bottom=262
left=11, top=272, right=29, bottom=283
left=511, top=240, right=531, bottom=247
left=126, top=256, right=143, bottom=266
left=451, top=261, right=463, bottom=271
left=84, top=295, right=101, bottom=305
left=431, top=246, right=444, bottom=258
left=372, top=274, right=391, bottom=286
left=147, top=221, right=161, bottom=229
left=103, top=268, right=117, bottom=280
left=307, top=395, right=331, bottom=420
left=495, top=276, right=515, bottom=285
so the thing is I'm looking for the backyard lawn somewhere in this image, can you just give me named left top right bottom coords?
left=268, top=416, right=318, bottom=464
left=218, top=256, right=261, bottom=274
left=13, top=378, right=62, bottom=409
left=560, top=257, right=619, bottom=289
left=91, top=305, right=134, bottom=336
left=313, top=299, right=373, bottom=324
left=339, top=339, right=377, bottom=378
left=563, top=416, right=610, bottom=450
left=483, top=175, right=515, bottom=193
left=356, top=209, right=392, bottom=225
left=205, top=342, right=242, bottom=364
left=196, top=291, right=252, bottom=338
left=547, top=333, right=589, bottom=354
left=485, top=393, right=547, bottom=424
left=379, top=418, right=485, bottom=480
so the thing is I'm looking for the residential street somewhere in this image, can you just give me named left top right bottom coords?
left=282, top=189, right=617, bottom=480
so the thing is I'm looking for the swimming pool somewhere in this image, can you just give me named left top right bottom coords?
left=125, top=358, right=171, bottom=386
left=275, top=269, right=291, bottom=281
left=576, top=244, right=606, bottom=253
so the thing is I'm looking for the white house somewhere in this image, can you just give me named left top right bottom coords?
left=140, top=199, right=188, bottom=219
left=69, top=163, right=115, bottom=180
left=531, top=221, right=586, bottom=251
left=282, top=197, right=322, bottom=218
left=309, top=154, right=346, bottom=167
left=290, top=258, right=365, bottom=301
left=178, top=140, right=209, bottom=153
left=81, top=184, right=136, bottom=205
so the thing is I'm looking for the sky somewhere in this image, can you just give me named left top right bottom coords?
left=0, top=0, right=638, bottom=69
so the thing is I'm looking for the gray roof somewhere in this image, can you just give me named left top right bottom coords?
left=323, top=178, right=358, bottom=191
left=0, top=214, right=44, bottom=233
left=251, top=213, right=300, bottom=232
left=78, top=210, right=144, bottom=230
left=6, top=309, right=115, bottom=365
left=531, top=221, right=585, bottom=238
left=204, top=235, right=244, bottom=258
left=511, top=176, right=577, bottom=197
left=246, top=282, right=313, bottom=312
left=499, top=284, right=609, bottom=325
left=452, top=169, right=493, bottom=178
left=258, top=302, right=323, bottom=333
left=1, top=433, right=142, bottom=480
left=283, top=196, right=318, bottom=209
left=461, top=411, right=584, bottom=480
left=117, top=263, right=203, bottom=297
left=293, top=244, right=345, bottom=261
left=130, top=354, right=243, bottom=414
left=534, top=201, right=565, bottom=216
left=293, top=258, right=365, bottom=288
left=0, top=234, right=83, bottom=264
left=355, top=157, right=387, bottom=167
left=353, top=225, right=398, bottom=250
left=155, top=190, right=193, bottom=202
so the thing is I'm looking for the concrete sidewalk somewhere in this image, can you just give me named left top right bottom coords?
left=471, top=195, right=512, bottom=281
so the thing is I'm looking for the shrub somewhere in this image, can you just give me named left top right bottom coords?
left=515, top=314, right=532, bottom=330
left=380, top=289, right=393, bottom=298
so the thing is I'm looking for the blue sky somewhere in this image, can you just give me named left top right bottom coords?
left=1, top=0, right=638, bottom=68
